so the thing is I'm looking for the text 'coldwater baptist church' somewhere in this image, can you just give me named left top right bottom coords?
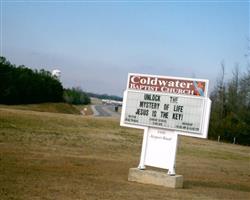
left=128, top=74, right=207, bottom=96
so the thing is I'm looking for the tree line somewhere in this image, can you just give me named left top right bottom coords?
left=0, top=57, right=90, bottom=105
left=64, top=87, right=90, bottom=105
left=209, top=64, right=250, bottom=145
left=87, top=92, right=122, bottom=101
left=0, top=57, right=64, bottom=104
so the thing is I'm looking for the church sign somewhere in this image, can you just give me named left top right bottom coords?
left=121, top=73, right=211, bottom=139
left=120, top=73, right=211, bottom=175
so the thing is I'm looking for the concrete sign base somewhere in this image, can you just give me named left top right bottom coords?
left=128, top=168, right=183, bottom=188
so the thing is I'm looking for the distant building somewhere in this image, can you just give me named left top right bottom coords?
left=102, top=99, right=123, bottom=106
left=52, top=69, right=61, bottom=80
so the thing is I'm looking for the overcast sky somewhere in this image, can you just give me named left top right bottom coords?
left=1, top=1, right=249, bottom=96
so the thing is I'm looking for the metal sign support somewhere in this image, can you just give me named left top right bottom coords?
left=138, top=127, right=149, bottom=170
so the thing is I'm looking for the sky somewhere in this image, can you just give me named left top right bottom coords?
left=1, top=0, right=249, bottom=96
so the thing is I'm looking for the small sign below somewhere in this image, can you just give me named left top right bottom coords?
left=145, top=128, right=178, bottom=172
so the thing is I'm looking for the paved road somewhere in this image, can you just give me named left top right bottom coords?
left=91, top=105, right=121, bottom=118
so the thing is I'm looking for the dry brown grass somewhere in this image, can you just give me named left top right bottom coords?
left=0, top=103, right=81, bottom=115
left=0, top=107, right=249, bottom=200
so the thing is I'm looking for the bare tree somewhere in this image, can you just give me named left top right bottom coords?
left=227, top=64, right=240, bottom=113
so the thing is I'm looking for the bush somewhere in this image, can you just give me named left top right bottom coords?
left=63, top=87, right=90, bottom=105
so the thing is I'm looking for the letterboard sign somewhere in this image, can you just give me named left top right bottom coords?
left=124, top=90, right=205, bottom=134
left=121, top=73, right=211, bottom=138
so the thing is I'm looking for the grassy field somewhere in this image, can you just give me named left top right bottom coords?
left=0, top=103, right=81, bottom=115
left=0, top=107, right=250, bottom=200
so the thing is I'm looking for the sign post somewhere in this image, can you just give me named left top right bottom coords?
left=121, top=73, right=211, bottom=188
left=138, top=127, right=148, bottom=170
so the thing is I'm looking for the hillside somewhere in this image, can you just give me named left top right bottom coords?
left=0, top=103, right=81, bottom=115
left=0, top=107, right=249, bottom=199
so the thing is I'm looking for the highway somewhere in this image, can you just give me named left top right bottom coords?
left=91, top=105, right=121, bottom=118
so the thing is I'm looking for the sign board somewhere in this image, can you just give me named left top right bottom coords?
left=121, top=74, right=211, bottom=138
left=123, top=90, right=205, bottom=135
left=120, top=73, right=212, bottom=173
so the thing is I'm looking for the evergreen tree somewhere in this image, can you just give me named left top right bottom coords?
left=0, top=57, right=63, bottom=104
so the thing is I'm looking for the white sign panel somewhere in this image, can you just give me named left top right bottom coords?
left=123, top=90, right=206, bottom=135
left=144, top=128, right=178, bottom=171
